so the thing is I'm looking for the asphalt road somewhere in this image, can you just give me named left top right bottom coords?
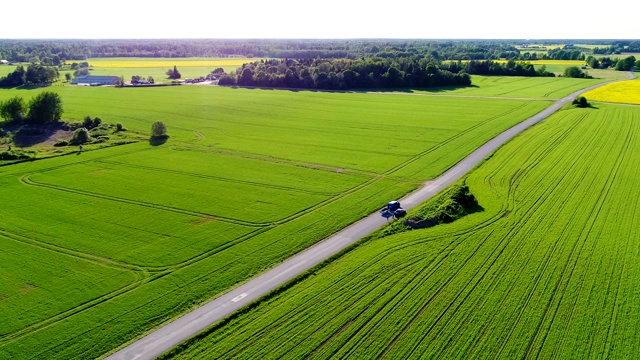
left=105, top=79, right=625, bottom=360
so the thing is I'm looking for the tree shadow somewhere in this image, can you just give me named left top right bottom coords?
left=149, top=135, right=169, bottom=146
left=226, top=84, right=477, bottom=94
left=0, top=84, right=53, bottom=91
left=8, top=122, right=70, bottom=147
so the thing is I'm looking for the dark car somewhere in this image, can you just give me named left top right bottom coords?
left=393, top=208, right=407, bottom=218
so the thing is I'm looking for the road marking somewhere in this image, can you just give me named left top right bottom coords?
left=231, top=293, right=248, bottom=302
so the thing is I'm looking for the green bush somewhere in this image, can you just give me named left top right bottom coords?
left=0, top=151, right=32, bottom=160
left=70, top=128, right=91, bottom=145
left=0, top=96, right=26, bottom=122
left=83, top=115, right=93, bottom=129
left=572, top=96, right=589, bottom=108
left=151, top=121, right=167, bottom=138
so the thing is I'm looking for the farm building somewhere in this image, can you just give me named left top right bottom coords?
left=71, top=75, right=120, bottom=86
left=0, top=60, right=9, bottom=64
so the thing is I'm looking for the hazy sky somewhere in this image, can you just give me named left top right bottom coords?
left=2, top=0, right=637, bottom=39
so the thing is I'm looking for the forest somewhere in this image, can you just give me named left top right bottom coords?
left=217, top=58, right=556, bottom=90
left=1, top=39, right=637, bottom=63
left=220, top=57, right=471, bottom=89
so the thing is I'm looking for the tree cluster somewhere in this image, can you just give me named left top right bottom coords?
left=166, top=66, right=181, bottom=79
left=585, top=55, right=638, bottom=70
left=563, top=66, right=591, bottom=79
left=459, top=60, right=555, bottom=77
left=82, top=115, right=102, bottom=129
left=592, top=42, right=640, bottom=55
left=614, top=56, right=637, bottom=71
left=222, top=58, right=471, bottom=90
left=572, top=96, right=590, bottom=108
left=0, top=64, right=59, bottom=87
left=544, top=48, right=586, bottom=61
left=131, top=75, right=154, bottom=84
left=0, top=92, right=63, bottom=124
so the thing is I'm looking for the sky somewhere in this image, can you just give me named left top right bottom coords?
left=1, top=0, right=637, bottom=40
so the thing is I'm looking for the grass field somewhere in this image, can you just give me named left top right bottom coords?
left=582, top=78, right=640, bottom=105
left=0, top=80, right=565, bottom=359
left=162, top=103, right=640, bottom=359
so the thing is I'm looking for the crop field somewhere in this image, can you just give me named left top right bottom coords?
left=582, top=78, right=640, bottom=105
left=88, top=58, right=254, bottom=68
left=163, top=103, right=640, bottom=359
left=88, top=57, right=259, bottom=81
left=0, top=82, right=558, bottom=359
left=411, top=75, right=606, bottom=98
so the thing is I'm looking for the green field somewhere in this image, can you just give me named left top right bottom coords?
left=0, top=65, right=15, bottom=77
left=0, top=80, right=563, bottom=359
left=87, top=57, right=258, bottom=82
left=163, top=103, right=640, bottom=359
left=409, top=75, right=607, bottom=98
left=90, top=66, right=233, bottom=82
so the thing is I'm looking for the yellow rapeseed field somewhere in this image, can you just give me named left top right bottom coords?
left=451, top=59, right=585, bottom=66
left=582, top=80, right=640, bottom=105
left=491, top=59, right=585, bottom=66
left=89, top=58, right=256, bottom=68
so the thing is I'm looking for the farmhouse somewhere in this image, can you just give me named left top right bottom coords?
left=0, top=60, right=9, bottom=64
left=71, top=75, right=120, bottom=86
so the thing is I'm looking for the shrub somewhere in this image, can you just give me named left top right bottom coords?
left=83, top=115, right=93, bottom=129
left=151, top=121, right=167, bottom=138
left=70, top=128, right=91, bottom=145
left=94, top=135, right=110, bottom=143
left=115, top=122, right=124, bottom=132
left=0, top=151, right=31, bottom=160
left=572, top=96, right=589, bottom=108
left=54, top=139, right=69, bottom=147
left=0, top=96, right=26, bottom=122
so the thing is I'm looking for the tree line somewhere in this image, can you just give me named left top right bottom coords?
left=0, top=39, right=523, bottom=62
left=218, top=57, right=560, bottom=90
left=586, top=55, right=638, bottom=71
left=0, top=64, right=59, bottom=87
left=219, top=58, right=472, bottom=90
left=452, top=59, right=555, bottom=77
left=2, top=39, right=637, bottom=69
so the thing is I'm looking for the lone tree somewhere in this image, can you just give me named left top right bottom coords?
left=0, top=96, right=26, bottom=122
left=166, top=65, right=181, bottom=79
left=572, top=96, right=590, bottom=108
left=151, top=121, right=168, bottom=138
left=27, top=91, right=63, bottom=124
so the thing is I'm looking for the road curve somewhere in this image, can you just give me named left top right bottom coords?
left=105, top=77, right=628, bottom=360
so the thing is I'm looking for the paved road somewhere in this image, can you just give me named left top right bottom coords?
left=105, top=78, right=626, bottom=360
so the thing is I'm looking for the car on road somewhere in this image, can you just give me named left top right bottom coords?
left=393, top=208, right=407, bottom=218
